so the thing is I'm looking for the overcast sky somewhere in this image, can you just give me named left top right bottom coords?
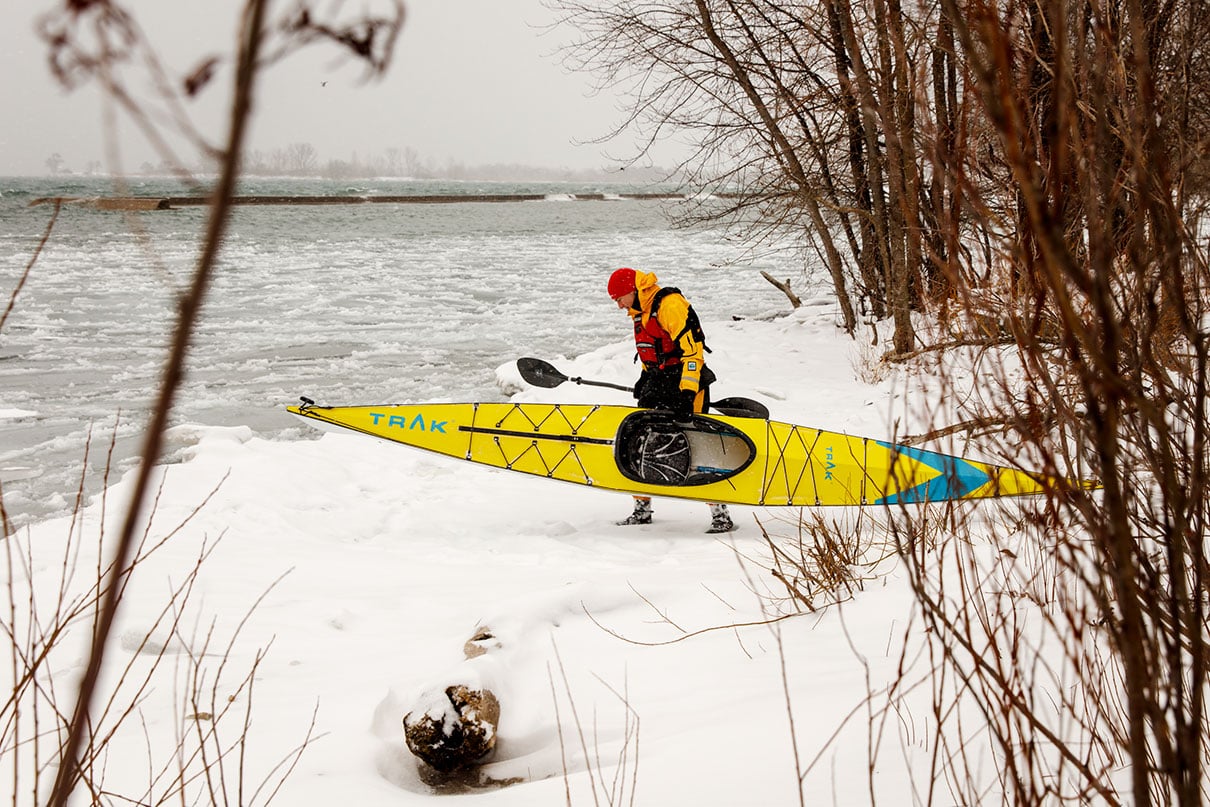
left=0, top=0, right=641, bottom=176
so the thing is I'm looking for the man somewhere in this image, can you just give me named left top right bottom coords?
left=607, top=266, right=735, bottom=534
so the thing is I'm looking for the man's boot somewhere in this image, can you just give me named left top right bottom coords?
left=616, top=496, right=654, bottom=526
left=706, top=503, right=735, bottom=534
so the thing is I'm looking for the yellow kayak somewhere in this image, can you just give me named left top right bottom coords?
left=286, top=399, right=1084, bottom=506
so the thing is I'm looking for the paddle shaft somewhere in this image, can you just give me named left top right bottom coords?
left=567, top=375, right=634, bottom=393
left=557, top=374, right=769, bottom=419
left=515, top=357, right=769, bottom=419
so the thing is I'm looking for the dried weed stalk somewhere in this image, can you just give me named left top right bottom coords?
left=750, top=508, right=904, bottom=614
left=0, top=426, right=314, bottom=805
left=548, top=641, right=640, bottom=807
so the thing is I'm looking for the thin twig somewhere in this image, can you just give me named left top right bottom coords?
left=46, top=2, right=270, bottom=803
left=0, top=200, right=59, bottom=333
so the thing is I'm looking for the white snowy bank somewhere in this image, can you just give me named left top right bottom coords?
left=5, top=303, right=1002, bottom=806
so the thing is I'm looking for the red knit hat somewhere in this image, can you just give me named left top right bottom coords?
left=607, top=267, right=637, bottom=299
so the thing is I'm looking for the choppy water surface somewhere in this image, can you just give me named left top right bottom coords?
left=0, top=176, right=799, bottom=528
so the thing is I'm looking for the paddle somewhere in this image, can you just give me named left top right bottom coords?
left=516, top=357, right=770, bottom=419
left=516, top=357, right=634, bottom=392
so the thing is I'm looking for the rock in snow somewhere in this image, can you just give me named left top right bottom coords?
left=403, top=684, right=501, bottom=773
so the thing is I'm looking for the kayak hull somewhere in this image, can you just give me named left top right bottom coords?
left=286, top=401, right=1067, bottom=506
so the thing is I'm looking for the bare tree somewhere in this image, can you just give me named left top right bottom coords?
left=284, top=141, right=319, bottom=175
left=555, top=0, right=1210, bottom=802
left=549, top=0, right=981, bottom=350
left=889, top=0, right=1210, bottom=803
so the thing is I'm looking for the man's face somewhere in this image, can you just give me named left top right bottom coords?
left=614, top=290, right=637, bottom=310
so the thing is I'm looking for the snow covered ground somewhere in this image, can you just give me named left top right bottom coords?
left=4, top=302, right=996, bottom=806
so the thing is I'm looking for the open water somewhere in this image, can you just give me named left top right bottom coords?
left=0, top=175, right=798, bottom=529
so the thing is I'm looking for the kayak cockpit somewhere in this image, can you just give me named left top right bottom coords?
left=615, top=410, right=757, bottom=487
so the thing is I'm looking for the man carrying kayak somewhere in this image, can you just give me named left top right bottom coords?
left=607, top=266, right=735, bottom=534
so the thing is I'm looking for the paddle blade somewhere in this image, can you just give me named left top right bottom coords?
left=517, top=357, right=568, bottom=388
left=712, top=396, right=770, bottom=419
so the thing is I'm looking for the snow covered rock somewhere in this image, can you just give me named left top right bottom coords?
left=403, top=684, right=501, bottom=773
left=463, top=626, right=502, bottom=659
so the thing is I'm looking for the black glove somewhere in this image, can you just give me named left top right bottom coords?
left=633, top=370, right=650, bottom=401
left=673, top=388, right=696, bottom=417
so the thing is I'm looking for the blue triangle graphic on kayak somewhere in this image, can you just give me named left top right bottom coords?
left=872, top=441, right=993, bottom=504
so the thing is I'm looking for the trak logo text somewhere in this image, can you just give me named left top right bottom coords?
left=370, top=412, right=447, bottom=433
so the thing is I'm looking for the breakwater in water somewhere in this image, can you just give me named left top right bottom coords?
left=29, top=192, right=738, bottom=210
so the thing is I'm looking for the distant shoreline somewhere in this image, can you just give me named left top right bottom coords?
left=28, top=192, right=738, bottom=210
